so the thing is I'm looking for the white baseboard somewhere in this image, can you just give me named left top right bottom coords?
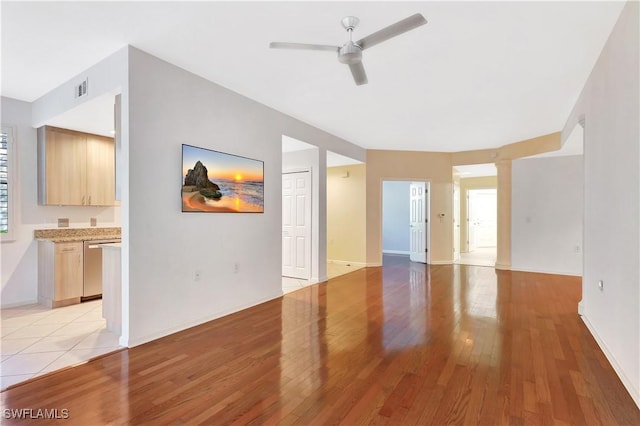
left=580, top=312, right=640, bottom=409
left=367, top=262, right=382, bottom=267
left=382, top=250, right=410, bottom=255
left=327, top=259, right=367, bottom=268
left=510, top=266, right=582, bottom=277
left=494, top=262, right=511, bottom=270
left=123, top=292, right=282, bottom=348
left=1, top=299, right=38, bottom=309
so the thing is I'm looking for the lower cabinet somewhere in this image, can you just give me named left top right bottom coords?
left=38, top=241, right=83, bottom=308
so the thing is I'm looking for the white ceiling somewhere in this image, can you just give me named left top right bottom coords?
left=1, top=1, right=624, bottom=153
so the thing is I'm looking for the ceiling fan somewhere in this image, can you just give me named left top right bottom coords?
left=270, top=13, right=427, bottom=86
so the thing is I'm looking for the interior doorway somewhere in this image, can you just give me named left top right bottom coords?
left=462, top=189, right=497, bottom=266
left=468, top=189, right=497, bottom=250
left=453, top=164, right=497, bottom=267
left=382, top=180, right=430, bottom=264
left=282, top=170, right=311, bottom=280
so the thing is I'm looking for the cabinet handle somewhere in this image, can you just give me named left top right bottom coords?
left=82, top=196, right=85, bottom=205
left=88, top=195, right=91, bottom=205
left=60, top=248, right=75, bottom=252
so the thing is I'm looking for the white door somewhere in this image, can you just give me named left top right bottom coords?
left=453, top=182, right=460, bottom=261
left=468, top=189, right=497, bottom=248
left=409, top=182, right=429, bottom=264
left=282, top=171, right=311, bottom=279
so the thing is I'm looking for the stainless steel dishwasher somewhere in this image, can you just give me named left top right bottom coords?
left=83, top=239, right=121, bottom=300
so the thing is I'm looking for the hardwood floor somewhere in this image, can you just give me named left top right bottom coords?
left=2, top=255, right=638, bottom=425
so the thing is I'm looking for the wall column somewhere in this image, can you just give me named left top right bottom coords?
left=495, top=159, right=512, bottom=270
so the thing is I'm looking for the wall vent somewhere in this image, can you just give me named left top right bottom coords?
left=74, top=78, right=88, bottom=98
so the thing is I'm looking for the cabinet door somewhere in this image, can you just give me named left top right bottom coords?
left=46, top=128, right=87, bottom=205
left=86, top=135, right=115, bottom=206
left=54, top=242, right=83, bottom=300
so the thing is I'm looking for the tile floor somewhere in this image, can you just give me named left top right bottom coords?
left=1, top=300, right=122, bottom=390
left=1, top=264, right=364, bottom=390
left=282, top=262, right=365, bottom=294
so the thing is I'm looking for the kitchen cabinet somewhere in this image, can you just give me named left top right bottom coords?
left=38, top=126, right=116, bottom=206
left=38, top=241, right=84, bottom=308
left=86, top=135, right=116, bottom=206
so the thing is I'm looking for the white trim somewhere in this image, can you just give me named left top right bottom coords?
left=367, top=262, right=382, bottom=267
left=494, top=262, right=512, bottom=270
left=0, top=299, right=39, bottom=309
left=577, top=301, right=585, bottom=316
left=327, top=259, right=367, bottom=267
left=580, top=312, right=640, bottom=408
left=282, top=167, right=311, bottom=175
left=510, top=266, right=582, bottom=277
left=382, top=250, right=410, bottom=255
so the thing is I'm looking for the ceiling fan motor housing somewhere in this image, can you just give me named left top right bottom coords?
left=338, top=42, right=363, bottom=64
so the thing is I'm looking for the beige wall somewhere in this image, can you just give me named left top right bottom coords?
left=459, top=176, right=498, bottom=252
left=327, top=164, right=366, bottom=264
left=365, top=132, right=561, bottom=267
left=366, top=150, right=453, bottom=265
left=451, top=132, right=561, bottom=165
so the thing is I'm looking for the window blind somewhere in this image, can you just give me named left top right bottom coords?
left=0, top=130, right=9, bottom=234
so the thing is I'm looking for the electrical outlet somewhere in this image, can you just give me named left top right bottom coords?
left=194, top=270, right=202, bottom=281
left=234, top=263, right=239, bottom=274
left=574, top=245, right=581, bottom=253
left=598, top=280, right=604, bottom=291
left=90, top=217, right=97, bottom=227
left=57, top=218, right=69, bottom=228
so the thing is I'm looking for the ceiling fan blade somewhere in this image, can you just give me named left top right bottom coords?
left=356, top=13, right=427, bottom=50
left=269, top=42, right=339, bottom=52
left=348, top=62, right=368, bottom=86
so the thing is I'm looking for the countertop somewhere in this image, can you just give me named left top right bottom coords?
left=34, top=227, right=121, bottom=243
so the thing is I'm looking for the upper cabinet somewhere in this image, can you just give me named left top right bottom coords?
left=38, top=126, right=117, bottom=206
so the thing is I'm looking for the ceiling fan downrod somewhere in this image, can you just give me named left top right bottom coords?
left=339, top=16, right=362, bottom=65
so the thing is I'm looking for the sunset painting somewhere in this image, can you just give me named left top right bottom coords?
left=181, top=144, right=264, bottom=213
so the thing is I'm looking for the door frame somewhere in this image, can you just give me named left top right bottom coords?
left=463, top=185, right=497, bottom=252
left=453, top=181, right=461, bottom=262
left=381, top=178, right=431, bottom=264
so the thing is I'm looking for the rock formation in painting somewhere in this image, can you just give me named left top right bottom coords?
left=184, top=161, right=222, bottom=199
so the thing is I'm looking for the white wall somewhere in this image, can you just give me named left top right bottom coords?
left=382, top=181, right=410, bottom=254
left=282, top=148, right=326, bottom=282
left=562, top=1, right=639, bottom=406
left=126, top=47, right=360, bottom=345
left=511, top=155, right=583, bottom=275
left=1, top=97, right=121, bottom=307
left=31, top=48, right=129, bottom=129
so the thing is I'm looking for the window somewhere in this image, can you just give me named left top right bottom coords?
left=1, top=127, right=14, bottom=241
